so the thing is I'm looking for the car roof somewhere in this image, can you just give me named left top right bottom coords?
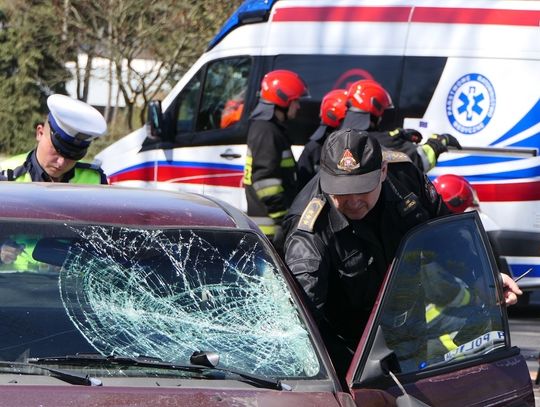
left=0, top=183, right=255, bottom=229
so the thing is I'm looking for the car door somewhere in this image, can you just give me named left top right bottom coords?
left=346, top=212, right=534, bottom=407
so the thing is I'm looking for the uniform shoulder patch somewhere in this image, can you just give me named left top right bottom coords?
left=382, top=150, right=411, bottom=163
left=297, top=196, right=326, bottom=233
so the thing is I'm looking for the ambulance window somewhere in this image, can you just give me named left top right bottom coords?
left=176, top=72, right=202, bottom=133
left=195, top=57, right=251, bottom=132
left=366, top=214, right=506, bottom=377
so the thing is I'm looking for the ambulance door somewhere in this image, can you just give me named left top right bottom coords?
left=347, top=212, right=533, bottom=406
left=138, top=56, right=256, bottom=211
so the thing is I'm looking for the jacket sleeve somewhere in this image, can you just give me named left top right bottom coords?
left=284, top=228, right=330, bottom=321
left=249, top=124, right=290, bottom=220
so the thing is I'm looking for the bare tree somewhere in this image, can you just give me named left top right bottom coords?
left=64, top=0, right=241, bottom=130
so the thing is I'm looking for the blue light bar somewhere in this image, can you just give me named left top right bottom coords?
left=207, top=0, right=278, bottom=50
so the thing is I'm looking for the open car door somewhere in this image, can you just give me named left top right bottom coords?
left=346, top=212, right=534, bottom=407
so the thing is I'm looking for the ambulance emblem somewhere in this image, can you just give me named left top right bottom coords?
left=337, top=149, right=360, bottom=171
left=446, top=73, right=496, bottom=135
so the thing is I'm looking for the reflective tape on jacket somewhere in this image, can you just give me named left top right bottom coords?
left=253, top=178, right=284, bottom=199
left=251, top=216, right=278, bottom=237
left=13, top=167, right=102, bottom=184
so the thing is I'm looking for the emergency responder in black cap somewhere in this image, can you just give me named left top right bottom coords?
left=342, top=79, right=462, bottom=173
left=243, top=69, right=309, bottom=253
left=282, top=128, right=522, bottom=378
left=0, top=94, right=108, bottom=184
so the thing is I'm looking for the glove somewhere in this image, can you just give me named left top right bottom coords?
left=425, top=133, right=462, bottom=157
left=388, top=128, right=423, bottom=144
left=0, top=240, right=24, bottom=264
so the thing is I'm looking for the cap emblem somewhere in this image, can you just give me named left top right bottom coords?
left=337, top=149, right=360, bottom=172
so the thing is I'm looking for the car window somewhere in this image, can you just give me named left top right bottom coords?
left=0, top=222, right=321, bottom=379
left=193, top=57, right=251, bottom=133
left=358, top=213, right=506, bottom=379
left=176, top=71, right=202, bottom=133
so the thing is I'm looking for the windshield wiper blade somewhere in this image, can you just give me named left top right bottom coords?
left=0, top=361, right=102, bottom=386
left=30, top=352, right=291, bottom=391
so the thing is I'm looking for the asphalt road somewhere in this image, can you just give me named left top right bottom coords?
left=508, top=290, right=540, bottom=404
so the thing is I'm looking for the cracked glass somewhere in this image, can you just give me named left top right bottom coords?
left=0, top=222, right=320, bottom=378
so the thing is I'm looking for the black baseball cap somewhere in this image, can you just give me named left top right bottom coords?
left=319, top=128, right=382, bottom=195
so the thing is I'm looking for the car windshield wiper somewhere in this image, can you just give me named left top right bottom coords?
left=0, top=360, right=102, bottom=386
left=29, top=352, right=292, bottom=391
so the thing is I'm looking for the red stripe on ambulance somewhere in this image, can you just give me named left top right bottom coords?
left=109, top=166, right=243, bottom=188
left=273, top=6, right=540, bottom=26
left=474, top=180, right=540, bottom=202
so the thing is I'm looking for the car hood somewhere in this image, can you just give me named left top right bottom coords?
left=0, top=386, right=343, bottom=407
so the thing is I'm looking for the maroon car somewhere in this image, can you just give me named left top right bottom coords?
left=0, top=183, right=533, bottom=406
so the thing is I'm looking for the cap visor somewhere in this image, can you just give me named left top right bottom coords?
left=51, top=133, right=87, bottom=160
left=320, top=169, right=381, bottom=195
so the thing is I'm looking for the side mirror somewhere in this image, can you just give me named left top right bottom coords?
left=147, top=100, right=163, bottom=140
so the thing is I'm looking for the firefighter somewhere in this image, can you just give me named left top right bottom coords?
left=0, top=94, right=108, bottom=184
left=432, top=173, right=476, bottom=213
left=297, top=88, right=348, bottom=189
left=243, top=69, right=308, bottom=253
left=341, top=79, right=462, bottom=173
left=282, top=128, right=522, bottom=377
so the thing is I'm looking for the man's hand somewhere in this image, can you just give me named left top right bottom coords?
left=0, top=241, right=25, bottom=264
left=501, top=273, right=522, bottom=306
left=388, top=128, right=423, bottom=144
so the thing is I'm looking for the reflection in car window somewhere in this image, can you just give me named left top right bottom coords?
left=378, top=216, right=505, bottom=374
left=195, top=57, right=251, bottom=132
left=0, top=223, right=320, bottom=378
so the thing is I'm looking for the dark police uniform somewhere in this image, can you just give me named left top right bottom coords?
left=297, top=124, right=332, bottom=190
left=1, top=151, right=107, bottom=184
left=243, top=103, right=298, bottom=240
left=283, top=150, right=449, bottom=373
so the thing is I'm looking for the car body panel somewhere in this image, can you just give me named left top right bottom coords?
left=0, top=386, right=343, bottom=407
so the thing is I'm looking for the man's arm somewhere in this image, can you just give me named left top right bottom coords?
left=284, top=229, right=330, bottom=321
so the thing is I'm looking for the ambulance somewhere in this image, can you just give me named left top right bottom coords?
left=96, top=0, right=540, bottom=293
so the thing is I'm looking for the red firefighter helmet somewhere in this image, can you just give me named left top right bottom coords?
left=346, top=79, right=393, bottom=117
left=320, top=89, right=348, bottom=128
left=260, top=70, right=309, bottom=108
left=433, top=174, right=476, bottom=213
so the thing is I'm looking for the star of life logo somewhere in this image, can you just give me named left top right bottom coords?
left=446, top=73, right=496, bottom=134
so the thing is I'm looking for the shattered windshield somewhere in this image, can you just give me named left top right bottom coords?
left=0, top=221, right=320, bottom=378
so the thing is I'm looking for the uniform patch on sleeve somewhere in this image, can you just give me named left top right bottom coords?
left=382, top=150, right=411, bottom=163
left=424, top=175, right=439, bottom=203
left=298, top=197, right=326, bottom=232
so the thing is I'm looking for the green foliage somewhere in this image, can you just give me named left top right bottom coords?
left=0, top=0, right=70, bottom=155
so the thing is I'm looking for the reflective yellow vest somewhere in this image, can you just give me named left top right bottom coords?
left=1, top=153, right=102, bottom=184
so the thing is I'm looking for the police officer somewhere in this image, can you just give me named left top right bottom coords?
left=0, top=94, right=108, bottom=270
left=243, top=69, right=308, bottom=252
left=0, top=94, right=108, bottom=184
left=342, top=79, right=462, bottom=173
left=297, top=88, right=348, bottom=190
left=283, top=128, right=522, bottom=376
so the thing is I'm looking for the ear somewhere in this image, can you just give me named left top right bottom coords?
left=380, top=161, right=388, bottom=182
left=35, top=123, right=45, bottom=142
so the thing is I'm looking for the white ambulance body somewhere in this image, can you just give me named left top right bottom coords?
left=96, top=0, right=540, bottom=290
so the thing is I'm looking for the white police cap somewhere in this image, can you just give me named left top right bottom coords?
left=47, top=94, right=107, bottom=160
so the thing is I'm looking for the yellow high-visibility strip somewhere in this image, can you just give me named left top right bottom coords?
left=256, top=185, right=284, bottom=199
left=268, top=210, right=287, bottom=219
left=439, top=334, right=458, bottom=351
